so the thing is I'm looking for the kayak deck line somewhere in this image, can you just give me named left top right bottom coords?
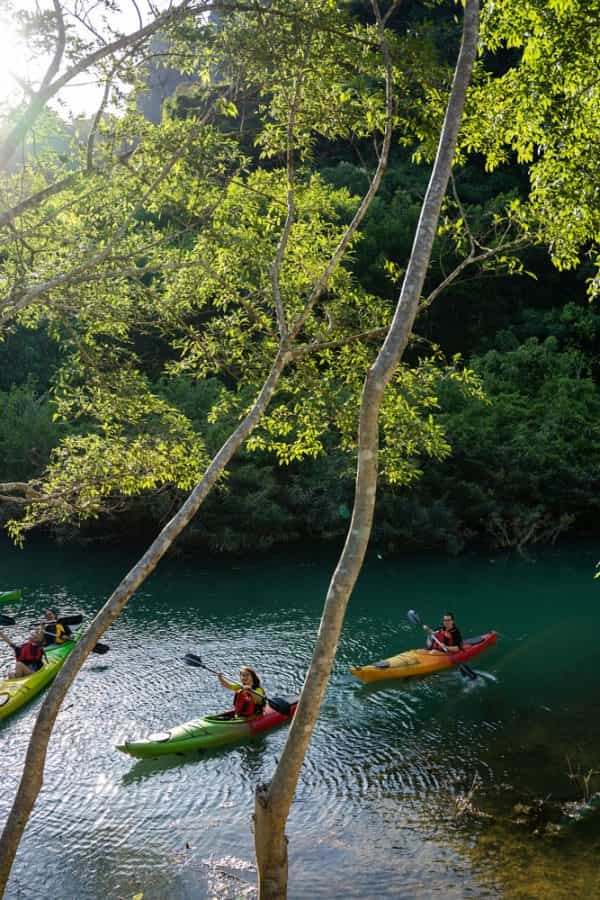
left=116, top=695, right=300, bottom=759
left=350, top=632, right=497, bottom=683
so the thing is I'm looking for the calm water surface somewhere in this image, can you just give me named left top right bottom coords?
left=1, top=538, right=599, bottom=899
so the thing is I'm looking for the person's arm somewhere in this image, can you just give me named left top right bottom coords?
left=422, top=625, right=444, bottom=651
left=217, top=673, right=239, bottom=691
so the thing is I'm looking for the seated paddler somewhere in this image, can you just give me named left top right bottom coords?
left=40, top=608, right=72, bottom=646
left=423, top=612, right=463, bottom=654
left=0, top=626, right=44, bottom=678
left=217, top=665, right=266, bottom=718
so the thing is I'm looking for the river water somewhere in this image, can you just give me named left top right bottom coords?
left=1, top=538, right=599, bottom=899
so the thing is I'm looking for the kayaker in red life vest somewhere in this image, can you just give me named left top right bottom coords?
left=423, top=613, right=463, bottom=654
left=0, top=627, right=45, bottom=678
left=217, top=666, right=266, bottom=718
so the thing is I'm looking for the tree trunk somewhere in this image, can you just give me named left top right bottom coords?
left=0, top=17, right=394, bottom=879
left=253, top=3, right=480, bottom=898
left=0, top=347, right=290, bottom=896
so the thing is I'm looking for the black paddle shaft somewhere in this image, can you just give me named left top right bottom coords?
left=183, top=653, right=292, bottom=715
left=31, top=627, right=109, bottom=656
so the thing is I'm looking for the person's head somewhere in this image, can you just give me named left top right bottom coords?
left=44, top=608, right=57, bottom=621
left=239, top=666, right=261, bottom=689
left=29, top=627, right=42, bottom=644
left=443, top=613, right=455, bottom=628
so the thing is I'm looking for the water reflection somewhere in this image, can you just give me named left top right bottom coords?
left=1, top=540, right=599, bottom=898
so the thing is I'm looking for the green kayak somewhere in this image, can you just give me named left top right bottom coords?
left=116, top=695, right=299, bottom=759
left=0, top=589, right=22, bottom=605
left=0, top=633, right=79, bottom=722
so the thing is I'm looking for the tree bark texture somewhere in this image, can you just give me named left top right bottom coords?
left=253, top=3, right=480, bottom=898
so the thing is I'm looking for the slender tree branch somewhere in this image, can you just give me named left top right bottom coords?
left=290, top=327, right=388, bottom=360
left=0, top=0, right=198, bottom=169
left=420, top=236, right=528, bottom=311
left=288, top=1, right=394, bottom=341
left=254, top=8, right=480, bottom=892
left=41, top=1, right=67, bottom=92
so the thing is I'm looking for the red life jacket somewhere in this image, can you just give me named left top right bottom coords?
left=16, top=641, right=43, bottom=667
left=433, top=627, right=462, bottom=649
left=233, top=687, right=265, bottom=717
left=429, top=629, right=448, bottom=649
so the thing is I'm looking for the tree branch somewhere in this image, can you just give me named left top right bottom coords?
left=0, top=0, right=198, bottom=169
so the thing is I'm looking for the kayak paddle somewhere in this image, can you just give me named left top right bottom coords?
left=57, top=613, right=84, bottom=626
left=407, top=609, right=477, bottom=680
left=0, top=614, right=16, bottom=626
left=183, top=652, right=292, bottom=715
left=32, top=623, right=110, bottom=655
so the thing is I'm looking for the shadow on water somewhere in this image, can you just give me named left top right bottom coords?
left=354, top=668, right=498, bottom=698
left=121, top=734, right=271, bottom=786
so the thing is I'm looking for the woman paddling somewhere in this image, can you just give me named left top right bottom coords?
left=0, top=626, right=44, bottom=678
left=39, top=608, right=72, bottom=646
left=217, top=666, right=266, bottom=718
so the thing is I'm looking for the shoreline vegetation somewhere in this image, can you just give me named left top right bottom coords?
left=2, top=305, right=599, bottom=559
left=1, top=0, right=599, bottom=894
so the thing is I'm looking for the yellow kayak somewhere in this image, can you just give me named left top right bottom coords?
left=0, top=635, right=79, bottom=721
left=350, top=632, right=497, bottom=683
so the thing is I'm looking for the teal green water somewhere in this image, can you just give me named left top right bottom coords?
left=1, top=538, right=599, bottom=899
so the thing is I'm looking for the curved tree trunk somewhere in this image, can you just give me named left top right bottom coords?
left=0, top=11, right=394, bottom=884
left=253, top=3, right=480, bottom=897
left=0, top=347, right=290, bottom=896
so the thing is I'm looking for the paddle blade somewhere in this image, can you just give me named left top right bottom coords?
left=407, top=609, right=422, bottom=627
left=268, top=696, right=293, bottom=716
left=0, top=589, right=22, bottom=605
left=460, top=665, right=477, bottom=680
left=59, top=613, right=84, bottom=626
left=183, top=652, right=206, bottom=668
left=0, top=613, right=15, bottom=626
left=92, top=642, right=110, bottom=655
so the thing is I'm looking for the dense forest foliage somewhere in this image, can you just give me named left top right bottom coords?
left=1, top=0, right=598, bottom=557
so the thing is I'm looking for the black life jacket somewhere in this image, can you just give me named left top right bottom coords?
left=44, top=621, right=69, bottom=645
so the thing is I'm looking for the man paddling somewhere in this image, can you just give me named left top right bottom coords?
left=0, top=627, right=44, bottom=678
left=423, top=612, right=463, bottom=654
